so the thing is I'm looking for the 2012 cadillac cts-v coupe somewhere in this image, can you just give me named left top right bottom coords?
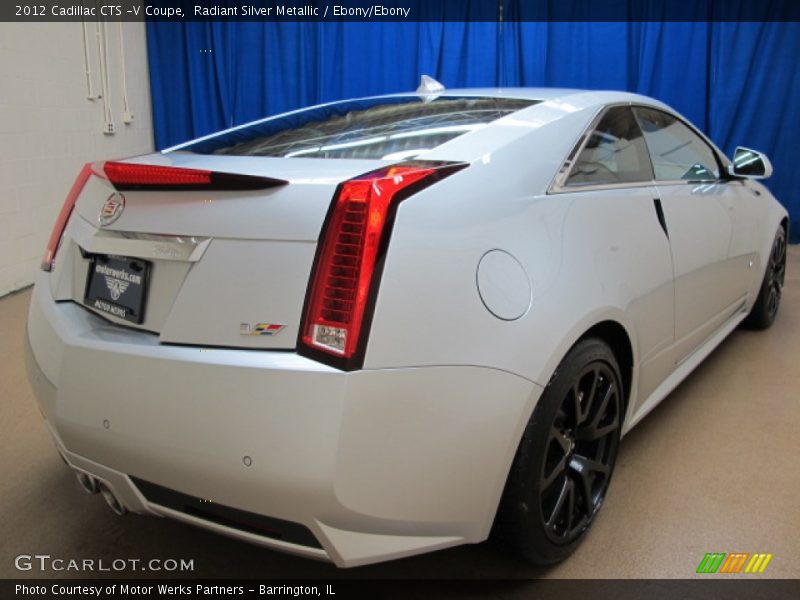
left=26, top=87, right=787, bottom=567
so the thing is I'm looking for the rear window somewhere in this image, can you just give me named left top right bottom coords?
left=179, top=97, right=537, bottom=159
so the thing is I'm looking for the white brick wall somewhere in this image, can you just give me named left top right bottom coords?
left=0, top=22, right=154, bottom=297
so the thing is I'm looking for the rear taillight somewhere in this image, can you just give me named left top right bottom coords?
left=299, top=161, right=465, bottom=370
left=41, top=163, right=93, bottom=271
left=102, top=161, right=286, bottom=191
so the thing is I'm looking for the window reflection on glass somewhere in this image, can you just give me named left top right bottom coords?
left=634, top=107, right=719, bottom=181
left=183, top=97, right=537, bottom=159
left=566, top=106, right=654, bottom=186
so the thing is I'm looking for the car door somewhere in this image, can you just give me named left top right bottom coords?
left=557, top=105, right=675, bottom=407
left=633, top=106, right=754, bottom=363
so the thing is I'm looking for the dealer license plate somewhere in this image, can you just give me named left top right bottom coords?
left=84, top=255, right=150, bottom=324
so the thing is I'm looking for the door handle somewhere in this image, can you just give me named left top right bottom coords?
left=653, top=198, right=669, bottom=239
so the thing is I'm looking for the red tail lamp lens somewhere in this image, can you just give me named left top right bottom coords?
left=41, top=163, right=93, bottom=272
left=300, top=163, right=461, bottom=366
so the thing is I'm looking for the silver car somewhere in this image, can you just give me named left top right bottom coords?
left=26, top=87, right=787, bottom=567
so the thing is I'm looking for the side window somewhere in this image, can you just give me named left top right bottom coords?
left=566, top=106, right=654, bottom=186
left=633, top=107, right=720, bottom=181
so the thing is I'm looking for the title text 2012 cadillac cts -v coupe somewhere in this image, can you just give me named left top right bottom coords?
left=26, top=86, right=787, bottom=567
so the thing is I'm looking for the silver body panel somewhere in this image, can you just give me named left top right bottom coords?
left=26, top=88, right=788, bottom=566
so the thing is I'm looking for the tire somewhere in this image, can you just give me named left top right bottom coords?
left=743, top=227, right=786, bottom=330
left=496, top=338, right=623, bottom=566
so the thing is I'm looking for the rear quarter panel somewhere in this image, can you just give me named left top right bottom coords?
left=364, top=117, right=674, bottom=409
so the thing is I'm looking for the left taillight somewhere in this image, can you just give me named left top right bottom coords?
left=41, top=163, right=94, bottom=272
left=299, top=161, right=465, bottom=370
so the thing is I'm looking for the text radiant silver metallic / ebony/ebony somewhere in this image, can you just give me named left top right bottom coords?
left=26, top=85, right=787, bottom=567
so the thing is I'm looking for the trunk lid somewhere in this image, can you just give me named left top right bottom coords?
left=60, top=154, right=387, bottom=350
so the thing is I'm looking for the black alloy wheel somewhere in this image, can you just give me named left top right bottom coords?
left=744, top=226, right=787, bottom=330
left=766, top=229, right=787, bottom=319
left=540, top=362, right=620, bottom=544
left=496, top=338, right=624, bottom=565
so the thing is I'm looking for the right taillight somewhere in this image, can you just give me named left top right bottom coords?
left=41, top=163, right=94, bottom=272
left=299, top=161, right=465, bottom=370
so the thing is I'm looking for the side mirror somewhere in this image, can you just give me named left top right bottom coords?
left=728, top=146, right=773, bottom=179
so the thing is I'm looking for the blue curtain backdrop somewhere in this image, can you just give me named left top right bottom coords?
left=146, top=2, right=800, bottom=238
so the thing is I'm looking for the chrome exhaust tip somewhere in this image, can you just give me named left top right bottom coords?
left=98, top=483, right=127, bottom=516
left=76, top=472, right=99, bottom=495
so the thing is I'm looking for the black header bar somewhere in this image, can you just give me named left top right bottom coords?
left=3, top=0, right=800, bottom=23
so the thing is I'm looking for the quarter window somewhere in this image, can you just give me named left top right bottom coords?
left=566, top=106, right=654, bottom=186
left=633, top=107, right=720, bottom=181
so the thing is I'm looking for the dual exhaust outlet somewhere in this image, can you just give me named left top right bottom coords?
left=76, top=471, right=126, bottom=516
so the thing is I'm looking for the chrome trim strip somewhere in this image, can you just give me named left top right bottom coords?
left=550, top=179, right=727, bottom=195
left=551, top=180, right=656, bottom=194
left=74, top=228, right=212, bottom=262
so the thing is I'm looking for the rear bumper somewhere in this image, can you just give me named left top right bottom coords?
left=25, top=274, right=540, bottom=567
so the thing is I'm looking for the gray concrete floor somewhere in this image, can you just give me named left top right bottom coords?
left=2, top=250, right=799, bottom=579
